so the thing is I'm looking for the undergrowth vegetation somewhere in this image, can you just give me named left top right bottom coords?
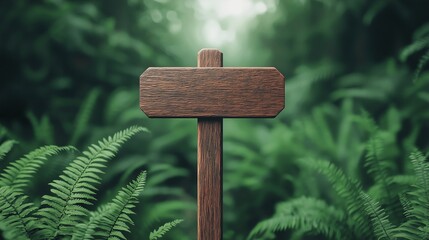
left=0, top=126, right=182, bottom=240
left=249, top=137, right=429, bottom=239
left=1, top=0, right=429, bottom=239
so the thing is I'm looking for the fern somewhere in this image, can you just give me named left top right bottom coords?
left=400, top=38, right=429, bottom=62
left=253, top=145, right=429, bottom=240
left=365, top=136, right=393, bottom=185
left=398, top=194, right=412, bottom=218
left=0, top=186, right=37, bottom=240
left=73, top=173, right=181, bottom=240
left=360, top=192, right=395, bottom=240
left=364, top=135, right=399, bottom=214
left=0, top=140, right=17, bottom=161
left=94, top=171, right=147, bottom=240
left=0, top=145, right=75, bottom=192
left=150, top=219, right=184, bottom=240
left=400, top=27, right=429, bottom=81
left=0, top=126, right=177, bottom=240
left=303, top=158, right=373, bottom=239
left=394, top=151, right=429, bottom=239
left=410, top=151, right=429, bottom=205
left=248, top=197, right=348, bottom=240
left=72, top=205, right=110, bottom=240
left=35, top=126, right=147, bottom=239
left=414, top=49, right=429, bottom=81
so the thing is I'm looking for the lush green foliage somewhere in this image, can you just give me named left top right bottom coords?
left=249, top=147, right=429, bottom=240
left=0, top=127, right=181, bottom=240
left=1, top=0, right=429, bottom=239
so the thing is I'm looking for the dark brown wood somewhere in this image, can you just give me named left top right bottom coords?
left=138, top=48, right=285, bottom=240
left=198, top=119, right=222, bottom=240
left=139, top=67, right=284, bottom=118
left=197, top=49, right=223, bottom=240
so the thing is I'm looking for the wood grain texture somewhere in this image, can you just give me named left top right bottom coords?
left=139, top=67, right=284, bottom=118
left=198, top=118, right=223, bottom=240
left=198, top=48, right=223, bottom=67
left=138, top=48, right=286, bottom=240
left=198, top=49, right=223, bottom=240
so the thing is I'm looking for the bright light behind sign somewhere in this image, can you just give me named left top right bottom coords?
left=196, top=0, right=276, bottom=46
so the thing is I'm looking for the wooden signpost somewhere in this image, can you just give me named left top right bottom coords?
left=140, top=49, right=285, bottom=240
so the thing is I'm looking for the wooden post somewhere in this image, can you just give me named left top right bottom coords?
left=139, top=48, right=285, bottom=240
left=197, top=49, right=223, bottom=240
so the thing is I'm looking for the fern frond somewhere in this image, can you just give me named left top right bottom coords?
left=365, top=136, right=392, bottom=181
left=360, top=192, right=395, bottom=240
left=248, top=197, right=348, bottom=240
left=71, top=205, right=110, bottom=240
left=95, top=171, right=147, bottom=240
left=364, top=136, right=394, bottom=200
left=414, top=49, right=429, bottom=81
left=303, top=158, right=373, bottom=239
left=0, top=186, right=37, bottom=240
left=0, top=145, right=75, bottom=192
left=150, top=219, right=183, bottom=240
left=393, top=151, right=429, bottom=239
left=398, top=194, right=415, bottom=222
left=69, top=88, right=100, bottom=145
left=400, top=38, right=429, bottom=61
left=0, top=140, right=17, bottom=161
left=410, top=151, right=429, bottom=207
left=36, top=126, right=147, bottom=239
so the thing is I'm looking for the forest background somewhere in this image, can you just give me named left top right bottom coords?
left=1, top=0, right=429, bottom=239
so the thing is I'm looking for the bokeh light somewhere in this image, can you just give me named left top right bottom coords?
left=196, top=0, right=277, bottom=46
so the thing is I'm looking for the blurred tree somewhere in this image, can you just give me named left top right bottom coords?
left=0, top=0, right=178, bottom=145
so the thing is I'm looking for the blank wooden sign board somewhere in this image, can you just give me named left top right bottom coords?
left=140, top=49, right=285, bottom=240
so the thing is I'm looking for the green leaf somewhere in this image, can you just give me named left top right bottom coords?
left=0, top=145, right=75, bottom=192
left=95, top=171, right=147, bottom=240
left=360, top=192, right=395, bottom=240
left=248, top=197, right=348, bottom=240
left=36, top=126, right=147, bottom=239
left=150, top=219, right=184, bottom=240
left=0, top=186, right=37, bottom=240
left=0, top=140, right=17, bottom=161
